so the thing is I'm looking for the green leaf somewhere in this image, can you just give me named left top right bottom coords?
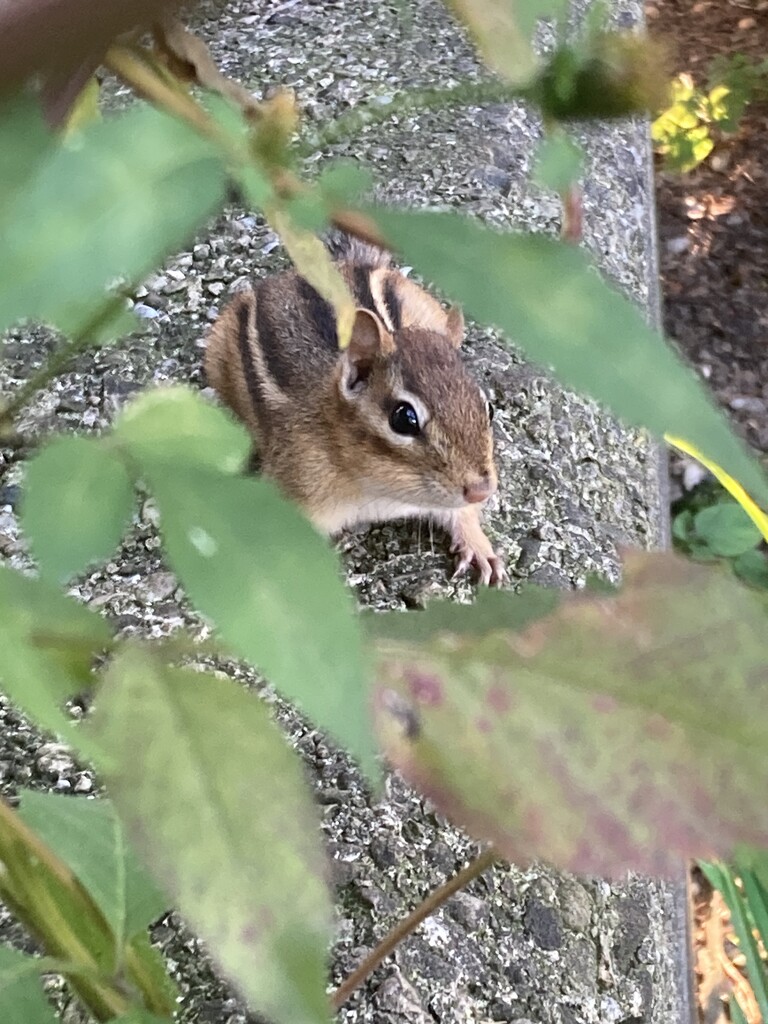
left=692, top=502, right=761, bottom=557
left=532, top=134, right=584, bottom=193
left=89, top=646, right=332, bottom=1024
left=701, top=862, right=768, bottom=1022
left=0, top=802, right=175, bottom=1015
left=730, top=995, right=750, bottom=1024
left=372, top=551, right=768, bottom=876
left=370, top=207, right=768, bottom=505
left=0, top=947, right=58, bottom=1024
left=123, top=931, right=178, bottom=1019
left=17, top=791, right=168, bottom=944
left=136, top=460, right=374, bottom=777
left=364, top=584, right=559, bottom=644
left=0, top=94, right=54, bottom=223
left=21, top=436, right=134, bottom=584
left=114, top=386, right=251, bottom=474
left=671, top=509, right=695, bottom=544
left=0, top=565, right=112, bottom=745
left=733, top=865, right=768, bottom=997
left=0, top=104, right=226, bottom=339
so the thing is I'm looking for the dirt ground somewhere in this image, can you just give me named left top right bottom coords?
left=647, top=0, right=768, bottom=464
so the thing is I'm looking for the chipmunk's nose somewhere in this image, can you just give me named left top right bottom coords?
left=463, top=473, right=494, bottom=504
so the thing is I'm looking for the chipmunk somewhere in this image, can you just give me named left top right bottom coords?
left=204, top=236, right=505, bottom=585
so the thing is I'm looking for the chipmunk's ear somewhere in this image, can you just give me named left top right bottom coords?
left=445, top=305, right=465, bottom=348
left=339, top=308, right=394, bottom=394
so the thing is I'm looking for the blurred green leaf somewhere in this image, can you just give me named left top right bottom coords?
left=364, top=585, right=558, bottom=644
left=0, top=947, right=59, bottom=1024
left=693, top=502, right=761, bottom=557
left=733, top=548, right=768, bottom=589
left=21, top=436, right=134, bottom=584
left=134, top=461, right=373, bottom=778
left=0, top=94, right=53, bottom=222
left=672, top=509, right=694, bottom=543
left=373, top=551, right=768, bottom=876
left=115, top=386, right=251, bottom=474
left=532, top=134, right=584, bottom=193
left=0, top=104, right=227, bottom=340
left=371, top=207, right=768, bottom=505
left=17, top=791, right=168, bottom=945
left=89, top=645, right=332, bottom=1024
left=0, top=565, right=111, bottom=745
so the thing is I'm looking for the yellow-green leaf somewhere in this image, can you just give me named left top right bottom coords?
left=270, top=209, right=356, bottom=348
left=666, top=434, right=768, bottom=543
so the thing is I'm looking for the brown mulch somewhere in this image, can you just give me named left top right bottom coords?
left=646, top=1, right=768, bottom=1022
left=691, top=868, right=761, bottom=1024
left=647, top=0, right=768, bottom=457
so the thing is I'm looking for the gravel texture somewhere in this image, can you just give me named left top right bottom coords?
left=0, top=0, right=690, bottom=1022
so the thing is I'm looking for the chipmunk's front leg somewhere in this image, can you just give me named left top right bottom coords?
left=440, top=506, right=506, bottom=587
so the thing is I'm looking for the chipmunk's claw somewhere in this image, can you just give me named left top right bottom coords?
left=450, top=544, right=506, bottom=587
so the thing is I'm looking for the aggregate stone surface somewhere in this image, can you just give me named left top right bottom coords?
left=0, top=0, right=689, bottom=1022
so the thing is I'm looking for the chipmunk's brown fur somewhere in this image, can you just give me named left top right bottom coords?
left=204, top=238, right=504, bottom=584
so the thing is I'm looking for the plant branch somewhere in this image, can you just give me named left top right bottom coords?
left=331, top=846, right=499, bottom=1010
left=0, top=798, right=133, bottom=1021
left=105, top=44, right=223, bottom=143
left=297, top=80, right=525, bottom=156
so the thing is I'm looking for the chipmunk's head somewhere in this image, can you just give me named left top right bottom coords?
left=333, top=305, right=497, bottom=512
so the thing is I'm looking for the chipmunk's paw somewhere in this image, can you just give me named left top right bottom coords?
left=447, top=508, right=506, bottom=587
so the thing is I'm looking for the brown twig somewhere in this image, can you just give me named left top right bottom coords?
left=331, top=846, right=499, bottom=1010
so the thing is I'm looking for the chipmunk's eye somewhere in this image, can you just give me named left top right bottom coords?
left=389, top=402, right=421, bottom=437
left=487, top=400, right=495, bottom=423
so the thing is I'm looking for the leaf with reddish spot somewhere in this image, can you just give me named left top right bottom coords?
left=372, top=551, right=768, bottom=876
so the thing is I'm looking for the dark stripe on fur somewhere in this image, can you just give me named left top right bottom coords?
left=297, top=277, right=338, bottom=348
left=256, top=287, right=285, bottom=385
left=237, top=301, right=268, bottom=421
left=383, top=277, right=402, bottom=331
left=353, top=264, right=376, bottom=314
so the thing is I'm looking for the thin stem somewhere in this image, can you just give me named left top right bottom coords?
left=297, top=80, right=525, bottom=157
left=0, top=295, right=127, bottom=433
left=331, top=846, right=499, bottom=1010
left=105, top=45, right=219, bottom=142
left=105, top=44, right=253, bottom=175
left=561, top=184, right=583, bottom=243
